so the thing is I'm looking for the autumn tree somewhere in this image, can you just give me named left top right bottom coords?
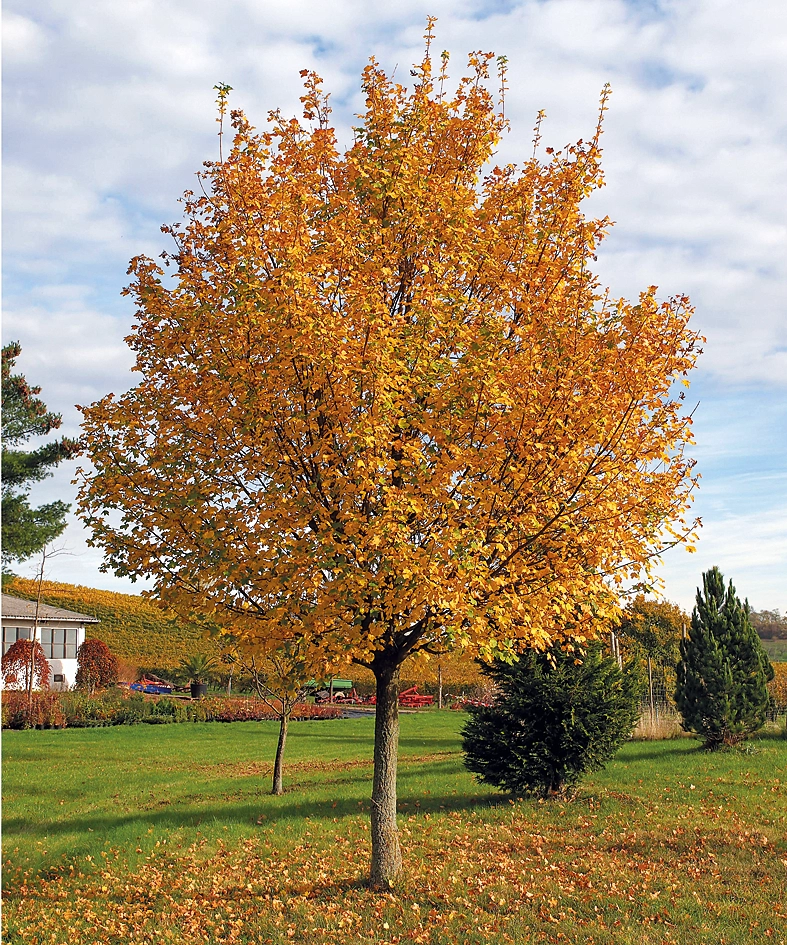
left=2, top=639, right=51, bottom=691
left=1, top=342, right=78, bottom=567
left=676, top=567, right=773, bottom=748
left=77, top=28, right=700, bottom=887
left=227, top=638, right=321, bottom=795
left=749, top=608, right=787, bottom=640
left=617, top=593, right=688, bottom=718
left=75, top=638, right=119, bottom=693
left=617, top=594, right=687, bottom=665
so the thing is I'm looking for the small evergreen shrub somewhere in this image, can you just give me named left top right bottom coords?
left=462, top=645, right=640, bottom=798
left=676, top=567, right=774, bottom=749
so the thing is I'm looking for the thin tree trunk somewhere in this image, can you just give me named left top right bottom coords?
left=369, top=662, right=402, bottom=889
left=437, top=663, right=443, bottom=710
left=27, top=557, right=45, bottom=719
left=272, top=709, right=289, bottom=795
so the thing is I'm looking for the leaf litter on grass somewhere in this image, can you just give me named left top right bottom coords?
left=4, top=796, right=785, bottom=945
left=4, top=721, right=786, bottom=944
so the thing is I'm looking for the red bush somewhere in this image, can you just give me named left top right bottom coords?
left=194, top=698, right=342, bottom=722
left=75, top=638, right=119, bottom=692
left=1, top=690, right=65, bottom=729
left=1, top=639, right=51, bottom=691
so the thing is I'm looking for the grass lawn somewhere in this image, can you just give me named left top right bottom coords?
left=3, top=712, right=786, bottom=944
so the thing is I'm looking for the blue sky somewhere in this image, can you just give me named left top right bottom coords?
left=3, top=0, right=785, bottom=613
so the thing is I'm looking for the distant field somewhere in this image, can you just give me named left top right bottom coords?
left=4, top=577, right=208, bottom=669
left=3, top=711, right=785, bottom=944
left=761, top=638, right=787, bottom=662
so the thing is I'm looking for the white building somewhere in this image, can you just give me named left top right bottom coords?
left=1, top=594, right=99, bottom=690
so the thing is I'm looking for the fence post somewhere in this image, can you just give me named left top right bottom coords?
left=647, top=656, right=655, bottom=724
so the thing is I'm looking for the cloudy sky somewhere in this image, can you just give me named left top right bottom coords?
left=4, top=0, right=785, bottom=613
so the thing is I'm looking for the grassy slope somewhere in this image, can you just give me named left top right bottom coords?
left=2, top=712, right=785, bottom=944
left=4, top=577, right=210, bottom=668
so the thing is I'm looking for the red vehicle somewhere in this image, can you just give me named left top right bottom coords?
left=368, top=685, right=434, bottom=707
left=398, top=686, right=434, bottom=707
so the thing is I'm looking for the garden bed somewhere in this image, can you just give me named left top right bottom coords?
left=0, top=689, right=342, bottom=729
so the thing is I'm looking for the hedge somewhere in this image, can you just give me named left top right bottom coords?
left=1, top=689, right=342, bottom=730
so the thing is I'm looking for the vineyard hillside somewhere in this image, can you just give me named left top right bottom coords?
left=4, top=578, right=213, bottom=670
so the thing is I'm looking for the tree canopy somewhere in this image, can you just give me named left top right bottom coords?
left=617, top=594, right=688, bottom=665
left=75, top=638, right=119, bottom=694
left=1, top=639, right=51, bottom=692
left=2, top=342, right=77, bottom=566
left=77, top=31, right=701, bottom=885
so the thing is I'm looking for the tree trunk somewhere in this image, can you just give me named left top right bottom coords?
left=28, top=568, right=44, bottom=720
left=272, top=709, right=289, bottom=795
left=369, top=662, right=402, bottom=889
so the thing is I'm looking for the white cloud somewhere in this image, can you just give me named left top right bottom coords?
left=2, top=11, right=49, bottom=65
left=659, top=501, right=787, bottom=613
left=3, top=0, right=786, bottom=603
left=2, top=290, right=136, bottom=438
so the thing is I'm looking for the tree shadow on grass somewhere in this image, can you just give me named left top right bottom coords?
left=616, top=740, right=703, bottom=763
left=2, top=771, right=499, bottom=852
left=619, top=729, right=786, bottom=763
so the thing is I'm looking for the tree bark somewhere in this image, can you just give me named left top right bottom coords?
left=369, top=661, right=403, bottom=889
left=27, top=562, right=45, bottom=720
left=272, top=709, right=289, bottom=795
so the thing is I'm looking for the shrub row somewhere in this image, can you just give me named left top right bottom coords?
left=1, top=690, right=342, bottom=730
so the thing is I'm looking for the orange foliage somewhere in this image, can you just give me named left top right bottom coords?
left=1, top=639, right=51, bottom=691
left=77, top=47, right=700, bottom=666
left=768, top=662, right=787, bottom=713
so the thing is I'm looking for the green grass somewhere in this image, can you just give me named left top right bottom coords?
left=3, top=712, right=786, bottom=944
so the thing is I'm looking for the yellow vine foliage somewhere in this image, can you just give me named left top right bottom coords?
left=5, top=578, right=209, bottom=669
left=768, top=662, right=787, bottom=712
left=76, top=40, right=701, bottom=672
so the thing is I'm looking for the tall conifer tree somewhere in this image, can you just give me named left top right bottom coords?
left=676, top=567, right=773, bottom=748
left=1, top=343, right=77, bottom=566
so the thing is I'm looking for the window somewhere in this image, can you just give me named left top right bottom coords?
left=40, top=627, right=53, bottom=650
left=1, top=625, right=81, bottom=659
left=2, top=626, right=32, bottom=655
left=3, top=626, right=20, bottom=655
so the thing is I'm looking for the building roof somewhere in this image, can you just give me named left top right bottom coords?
left=1, top=594, right=99, bottom=624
